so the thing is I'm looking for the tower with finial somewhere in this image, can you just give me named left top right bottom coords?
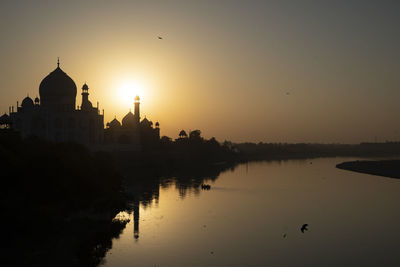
left=80, top=83, right=93, bottom=111
left=134, top=95, right=140, bottom=123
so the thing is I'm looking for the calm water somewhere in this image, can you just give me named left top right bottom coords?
left=104, top=158, right=400, bottom=267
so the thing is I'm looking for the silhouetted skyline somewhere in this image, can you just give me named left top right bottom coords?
left=1, top=0, right=399, bottom=143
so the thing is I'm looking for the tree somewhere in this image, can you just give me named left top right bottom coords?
left=160, top=135, right=172, bottom=145
left=189, top=130, right=202, bottom=142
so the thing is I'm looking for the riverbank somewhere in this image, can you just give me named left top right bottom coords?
left=0, top=133, right=128, bottom=266
left=236, top=142, right=400, bottom=160
left=336, top=160, right=400, bottom=178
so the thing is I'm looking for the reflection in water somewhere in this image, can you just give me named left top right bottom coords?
left=122, top=162, right=237, bottom=243
left=104, top=158, right=400, bottom=267
left=133, top=199, right=140, bottom=240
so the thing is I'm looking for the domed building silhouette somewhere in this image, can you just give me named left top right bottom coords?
left=8, top=60, right=103, bottom=144
left=104, top=95, right=160, bottom=151
left=39, top=61, right=77, bottom=111
left=7, top=59, right=160, bottom=150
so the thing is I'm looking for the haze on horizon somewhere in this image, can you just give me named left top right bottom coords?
left=0, top=0, right=399, bottom=144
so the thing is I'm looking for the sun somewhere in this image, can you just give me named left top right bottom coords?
left=116, top=79, right=148, bottom=105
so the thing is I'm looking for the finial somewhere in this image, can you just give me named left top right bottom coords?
left=57, top=57, right=60, bottom=68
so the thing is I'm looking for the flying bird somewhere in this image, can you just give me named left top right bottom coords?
left=301, top=224, right=308, bottom=233
left=158, top=36, right=163, bottom=40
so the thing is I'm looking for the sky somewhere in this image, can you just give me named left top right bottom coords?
left=0, top=0, right=399, bottom=143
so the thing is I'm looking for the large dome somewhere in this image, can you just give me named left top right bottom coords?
left=122, top=111, right=136, bottom=128
left=39, top=64, right=77, bottom=111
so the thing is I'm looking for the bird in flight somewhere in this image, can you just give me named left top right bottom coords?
left=158, top=36, right=163, bottom=40
left=301, top=224, right=308, bottom=233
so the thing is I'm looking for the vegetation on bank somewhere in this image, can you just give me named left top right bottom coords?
left=235, top=141, right=400, bottom=160
left=114, top=130, right=239, bottom=173
left=115, top=129, right=400, bottom=174
left=131, top=129, right=400, bottom=170
left=0, top=131, right=127, bottom=266
left=336, top=160, right=400, bottom=178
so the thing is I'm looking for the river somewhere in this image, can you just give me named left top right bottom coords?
left=103, top=157, right=400, bottom=267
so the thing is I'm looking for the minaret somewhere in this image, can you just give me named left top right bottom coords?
left=82, top=83, right=89, bottom=103
left=134, top=95, right=140, bottom=124
left=80, top=83, right=92, bottom=111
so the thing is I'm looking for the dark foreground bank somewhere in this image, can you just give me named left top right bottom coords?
left=0, top=132, right=128, bottom=266
left=336, top=160, right=400, bottom=178
left=0, top=131, right=238, bottom=266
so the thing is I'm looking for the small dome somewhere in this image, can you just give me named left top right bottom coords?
left=141, top=117, right=152, bottom=127
left=21, top=96, right=34, bottom=109
left=34, top=96, right=40, bottom=103
left=155, top=122, right=160, bottom=127
left=109, top=118, right=121, bottom=128
left=135, top=95, right=140, bottom=101
left=0, top=113, right=11, bottom=124
left=122, top=111, right=135, bottom=128
left=82, top=83, right=89, bottom=90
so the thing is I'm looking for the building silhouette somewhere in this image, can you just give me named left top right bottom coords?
left=103, top=95, right=160, bottom=151
left=3, top=60, right=160, bottom=150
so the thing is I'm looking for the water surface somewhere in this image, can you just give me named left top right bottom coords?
left=104, top=158, right=400, bottom=267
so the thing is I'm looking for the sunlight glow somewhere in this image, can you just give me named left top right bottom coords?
left=116, top=79, right=148, bottom=105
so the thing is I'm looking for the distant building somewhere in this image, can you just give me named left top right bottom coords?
left=103, top=95, right=160, bottom=151
left=4, top=60, right=160, bottom=151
